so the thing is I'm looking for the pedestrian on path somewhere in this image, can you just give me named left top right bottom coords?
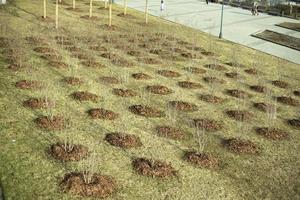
left=206, top=0, right=208, bottom=5
left=160, top=0, right=164, bottom=11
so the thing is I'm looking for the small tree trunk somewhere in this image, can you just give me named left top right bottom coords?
left=89, top=0, right=93, bottom=18
left=73, top=0, right=75, bottom=9
left=105, top=0, right=108, bottom=8
left=59, top=0, right=62, bottom=3
left=109, top=1, right=112, bottom=26
left=43, top=0, right=47, bottom=18
left=290, top=5, right=293, bottom=15
left=124, top=0, right=127, bottom=15
left=145, top=0, right=148, bottom=24
left=55, top=0, right=58, bottom=29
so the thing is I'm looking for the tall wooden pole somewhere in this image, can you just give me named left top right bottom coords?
left=89, top=0, right=93, bottom=18
left=109, top=0, right=112, bottom=26
left=105, top=0, right=108, bottom=9
left=73, top=0, right=75, bottom=9
left=43, top=0, right=47, bottom=18
left=145, top=0, right=148, bottom=24
left=124, top=0, right=127, bottom=15
left=55, top=0, right=58, bottom=29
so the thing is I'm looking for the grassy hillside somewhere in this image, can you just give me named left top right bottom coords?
left=0, top=0, right=299, bottom=199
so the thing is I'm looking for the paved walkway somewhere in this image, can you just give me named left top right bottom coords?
left=115, top=0, right=300, bottom=64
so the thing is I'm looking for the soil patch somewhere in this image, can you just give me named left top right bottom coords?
left=35, top=116, right=65, bottom=131
left=203, top=76, right=225, bottom=84
left=256, top=127, right=289, bottom=140
left=288, top=119, right=300, bottom=129
left=89, top=45, right=107, bottom=52
left=99, top=76, right=120, bottom=84
left=225, top=62, right=245, bottom=68
left=33, top=47, right=56, bottom=54
left=60, top=172, right=116, bottom=198
left=169, top=101, right=198, bottom=112
left=49, top=143, right=89, bottom=161
left=223, top=138, right=259, bottom=154
left=138, top=57, right=162, bottom=64
left=71, top=52, right=89, bottom=60
left=132, top=158, right=176, bottom=178
left=15, top=80, right=40, bottom=90
left=23, top=98, right=53, bottom=109
left=88, top=108, right=119, bottom=120
left=48, top=61, right=68, bottom=69
left=193, top=118, right=222, bottom=132
left=294, top=90, right=300, bottom=96
left=225, top=72, right=240, bottom=79
left=226, top=89, right=250, bottom=99
left=129, top=105, right=165, bottom=118
left=155, top=126, right=185, bottom=140
left=277, top=96, right=299, bottom=106
left=226, top=110, right=253, bottom=121
left=40, top=53, right=63, bottom=61
left=253, top=102, right=274, bottom=112
left=117, top=13, right=136, bottom=19
left=81, top=60, right=105, bottom=68
left=183, top=67, right=206, bottom=74
left=249, top=85, right=266, bottom=93
left=272, top=80, right=289, bottom=88
left=147, top=85, right=173, bottom=95
left=132, top=73, right=152, bottom=80
left=158, top=70, right=181, bottom=78
left=204, top=64, right=227, bottom=71
left=178, top=81, right=202, bottom=89
left=184, top=151, right=219, bottom=169
left=112, top=88, right=137, bottom=97
left=244, top=68, right=258, bottom=75
left=72, top=91, right=98, bottom=102
left=105, top=132, right=142, bottom=148
left=64, top=77, right=82, bottom=85
left=199, top=94, right=224, bottom=104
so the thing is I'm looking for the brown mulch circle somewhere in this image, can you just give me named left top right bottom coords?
left=138, top=57, right=162, bottom=64
left=226, top=110, right=253, bottom=121
left=277, top=96, right=299, bottom=106
left=88, top=108, right=119, bottom=120
left=48, top=61, right=68, bottom=69
left=203, top=76, right=225, bottom=84
left=71, top=52, right=89, bottom=60
left=100, top=24, right=118, bottom=31
left=89, top=45, right=107, bottom=52
left=105, top=132, right=142, bottom=148
left=288, top=119, right=300, bottom=129
left=294, top=90, right=300, bottom=96
left=223, top=138, right=259, bottom=154
left=80, top=15, right=100, bottom=21
left=60, top=172, right=117, bottom=198
left=15, top=80, right=40, bottom=90
left=244, top=68, right=258, bottom=75
left=226, top=89, right=249, bottom=99
left=33, top=47, right=56, bottom=54
left=272, top=80, right=289, bottom=88
left=132, top=158, right=176, bottom=178
left=65, top=46, right=81, bottom=53
left=178, top=81, right=202, bottom=89
left=249, top=85, right=267, bottom=93
left=184, top=151, right=219, bottom=169
left=127, top=50, right=143, bottom=57
left=129, top=105, right=165, bottom=118
left=99, top=76, right=120, bottom=84
left=204, top=64, right=227, bottom=71
left=40, top=16, right=55, bottom=23
left=169, top=101, right=198, bottom=112
left=146, top=85, right=173, bottom=95
left=66, top=7, right=83, bottom=12
left=256, top=127, right=289, bottom=140
left=158, top=70, right=181, bottom=78
left=64, top=77, right=83, bottom=85
left=25, top=36, right=45, bottom=45
left=155, top=126, right=185, bottom=140
left=193, top=118, right=222, bottom=132
left=225, top=62, right=245, bottom=68
left=40, top=53, right=63, bottom=61
left=201, top=51, right=215, bottom=56
left=132, top=73, right=152, bottom=80
left=23, top=98, right=53, bottom=109
left=225, top=72, right=240, bottom=79
left=199, top=94, right=224, bottom=104
left=81, top=60, right=105, bottom=68
left=49, top=143, right=89, bottom=161
left=253, top=102, right=274, bottom=112
left=35, top=116, right=65, bottom=131
left=117, top=13, right=136, bottom=19
left=72, top=91, right=98, bottom=102
left=112, top=88, right=137, bottom=97
left=183, top=67, right=206, bottom=74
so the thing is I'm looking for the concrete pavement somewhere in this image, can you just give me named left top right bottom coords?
left=116, top=0, right=300, bottom=64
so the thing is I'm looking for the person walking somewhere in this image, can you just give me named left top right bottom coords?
left=206, top=0, right=208, bottom=5
left=160, top=0, right=164, bottom=11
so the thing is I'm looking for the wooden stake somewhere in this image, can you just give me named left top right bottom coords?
left=43, top=0, right=47, bottom=18
left=55, top=0, right=58, bottom=29
left=124, top=0, right=127, bottom=15
left=145, top=0, right=148, bottom=24
left=105, top=0, right=108, bottom=9
left=73, top=0, right=75, bottom=9
left=109, top=1, right=112, bottom=27
left=89, top=0, right=93, bottom=18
